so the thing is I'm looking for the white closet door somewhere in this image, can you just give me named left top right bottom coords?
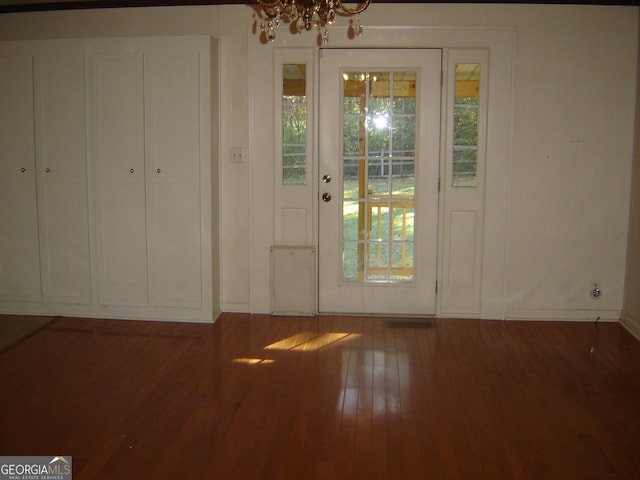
left=0, top=56, right=41, bottom=301
left=34, top=54, right=92, bottom=304
left=145, top=52, right=202, bottom=308
left=91, top=53, right=148, bottom=306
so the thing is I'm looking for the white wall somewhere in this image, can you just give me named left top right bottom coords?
left=0, top=4, right=637, bottom=319
left=622, top=13, right=640, bottom=339
left=503, top=6, right=637, bottom=320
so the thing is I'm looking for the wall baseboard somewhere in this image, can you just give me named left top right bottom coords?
left=222, top=303, right=251, bottom=314
left=621, top=312, right=640, bottom=341
left=505, top=308, right=620, bottom=322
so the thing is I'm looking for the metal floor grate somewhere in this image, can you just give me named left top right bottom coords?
left=386, top=320, right=434, bottom=329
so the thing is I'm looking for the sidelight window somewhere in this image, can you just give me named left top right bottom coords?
left=452, top=63, right=480, bottom=187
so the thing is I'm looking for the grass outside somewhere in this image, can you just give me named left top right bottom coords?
left=342, top=176, right=415, bottom=281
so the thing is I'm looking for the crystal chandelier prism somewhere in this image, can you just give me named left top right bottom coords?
left=257, top=0, right=371, bottom=44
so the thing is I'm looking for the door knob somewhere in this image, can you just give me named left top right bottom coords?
left=322, top=174, right=332, bottom=183
left=322, top=192, right=332, bottom=202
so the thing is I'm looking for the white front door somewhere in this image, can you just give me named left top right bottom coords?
left=318, top=49, right=442, bottom=315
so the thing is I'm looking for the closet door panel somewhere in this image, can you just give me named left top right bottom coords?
left=34, top=54, right=91, bottom=304
left=145, top=52, right=202, bottom=308
left=91, top=53, right=148, bottom=306
left=148, top=181, right=201, bottom=308
left=0, top=56, right=41, bottom=301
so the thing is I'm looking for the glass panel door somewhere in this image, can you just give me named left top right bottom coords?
left=318, top=49, right=441, bottom=315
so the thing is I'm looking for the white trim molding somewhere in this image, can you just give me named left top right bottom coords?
left=621, top=311, right=640, bottom=340
left=506, top=308, right=621, bottom=322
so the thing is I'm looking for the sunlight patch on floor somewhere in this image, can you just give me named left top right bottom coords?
left=264, top=332, right=361, bottom=352
left=232, top=358, right=276, bottom=365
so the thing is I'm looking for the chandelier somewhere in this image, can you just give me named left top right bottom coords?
left=257, top=0, right=371, bottom=44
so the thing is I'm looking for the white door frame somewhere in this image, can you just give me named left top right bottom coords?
left=249, top=26, right=514, bottom=318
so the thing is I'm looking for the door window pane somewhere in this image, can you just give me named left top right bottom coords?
left=342, top=70, right=417, bottom=282
left=342, top=200, right=360, bottom=241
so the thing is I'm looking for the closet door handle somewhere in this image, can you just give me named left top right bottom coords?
left=45, top=168, right=51, bottom=173
left=130, top=168, right=135, bottom=174
left=157, top=168, right=161, bottom=174
left=20, top=167, right=26, bottom=173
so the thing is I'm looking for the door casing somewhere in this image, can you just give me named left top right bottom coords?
left=317, top=48, right=442, bottom=315
left=249, top=27, right=514, bottom=319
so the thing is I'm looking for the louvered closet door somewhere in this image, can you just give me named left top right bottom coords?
left=91, top=53, right=149, bottom=306
left=0, top=56, right=41, bottom=301
left=145, top=52, right=202, bottom=309
left=34, top=54, right=92, bottom=304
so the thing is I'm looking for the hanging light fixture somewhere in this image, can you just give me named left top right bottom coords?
left=257, top=0, right=371, bottom=44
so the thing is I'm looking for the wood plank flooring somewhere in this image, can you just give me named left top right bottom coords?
left=0, top=314, right=56, bottom=353
left=1, top=313, right=639, bottom=479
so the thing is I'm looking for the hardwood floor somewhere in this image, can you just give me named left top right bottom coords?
left=1, top=313, right=639, bottom=479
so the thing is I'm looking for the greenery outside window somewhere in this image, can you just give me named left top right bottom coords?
left=282, top=64, right=307, bottom=185
left=453, top=63, right=480, bottom=187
